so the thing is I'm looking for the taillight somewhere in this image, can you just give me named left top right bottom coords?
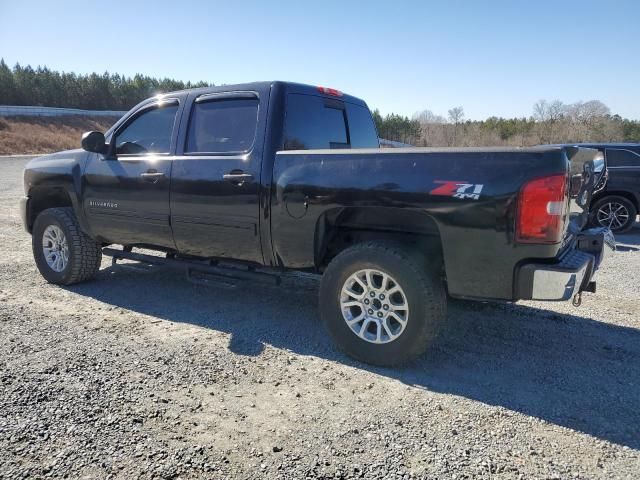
left=317, top=86, right=343, bottom=96
left=516, top=174, right=568, bottom=244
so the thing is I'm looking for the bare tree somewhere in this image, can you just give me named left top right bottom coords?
left=548, top=100, right=564, bottom=122
left=533, top=99, right=564, bottom=122
left=413, top=109, right=446, bottom=124
left=447, top=106, right=464, bottom=146
left=533, top=99, right=548, bottom=122
left=565, top=100, right=610, bottom=125
left=448, top=106, right=464, bottom=124
left=533, top=99, right=564, bottom=143
left=561, top=100, right=611, bottom=141
left=413, top=109, right=447, bottom=146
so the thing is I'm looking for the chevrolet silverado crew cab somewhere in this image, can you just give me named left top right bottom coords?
left=21, top=81, right=614, bottom=366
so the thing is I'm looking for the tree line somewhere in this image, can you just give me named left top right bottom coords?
left=0, top=60, right=210, bottom=111
left=375, top=99, right=640, bottom=147
left=1, top=61, right=638, bottom=145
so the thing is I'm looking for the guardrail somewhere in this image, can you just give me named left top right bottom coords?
left=0, top=105, right=126, bottom=117
left=379, top=138, right=414, bottom=148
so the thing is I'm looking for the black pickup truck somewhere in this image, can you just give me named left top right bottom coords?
left=21, top=81, right=614, bottom=366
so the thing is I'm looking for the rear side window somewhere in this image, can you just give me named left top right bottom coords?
left=186, top=97, right=259, bottom=153
left=346, top=102, right=379, bottom=148
left=115, top=104, right=178, bottom=155
left=606, top=148, right=640, bottom=167
left=284, top=94, right=348, bottom=150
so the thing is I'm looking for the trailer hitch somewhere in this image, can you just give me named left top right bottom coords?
left=572, top=291, right=582, bottom=307
left=573, top=280, right=597, bottom=307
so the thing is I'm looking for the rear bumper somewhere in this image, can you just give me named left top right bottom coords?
left=516, top=227, right=615, bottom=301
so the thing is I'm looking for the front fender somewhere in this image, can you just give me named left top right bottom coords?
left=23, top=149, right=91, bottom=233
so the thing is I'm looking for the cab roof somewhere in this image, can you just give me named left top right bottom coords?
left=162, top=81, right=369, bottom=107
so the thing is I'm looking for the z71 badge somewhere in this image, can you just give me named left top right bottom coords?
left=430, top=181, right=484, bottom=200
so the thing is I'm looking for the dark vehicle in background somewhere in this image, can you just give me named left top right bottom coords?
left=20, top=81, right=613, bottom=366
left=555, top=143, right=640, bottom=233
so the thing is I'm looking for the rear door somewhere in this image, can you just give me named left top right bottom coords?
left=83, top=99, right=182, bottom=248
left=170, top=91, right=265, bottom=263
left=605, top=148, right=640, bottom=197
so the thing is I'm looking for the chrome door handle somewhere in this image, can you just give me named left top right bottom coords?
left=223, top=172, right=254, bottom=184
left=140, top=171, right=165, bottom=183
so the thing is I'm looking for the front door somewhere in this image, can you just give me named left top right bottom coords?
left=83, top=100, right=181, bottom=248
left=170, top=92, right=264, bottom=263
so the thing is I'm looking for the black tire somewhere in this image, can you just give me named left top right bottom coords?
left=32, top=207, right=102, bottom=285
left=589, top=195, right=637, bottom=233
left=319, top=241, right=446, bottom=367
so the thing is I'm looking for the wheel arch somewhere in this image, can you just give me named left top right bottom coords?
left=591, top=190, right=639, bottom=211
left=26, top=186, right=75, bottom=233
left=314, top=206, right=445, bottom=273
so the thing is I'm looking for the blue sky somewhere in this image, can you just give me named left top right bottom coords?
left=1, top=0, right=639, bottom=119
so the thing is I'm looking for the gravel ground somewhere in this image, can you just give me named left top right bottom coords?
left=1, top=155, right=639, bottom=479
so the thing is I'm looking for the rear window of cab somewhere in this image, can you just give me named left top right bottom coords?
left=284, top=93, right=379, bottom=150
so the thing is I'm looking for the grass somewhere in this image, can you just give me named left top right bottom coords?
left=0, top=116, right=120, bottom=155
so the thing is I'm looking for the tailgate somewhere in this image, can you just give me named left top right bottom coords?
left=517, top=146, right=613, bottom=302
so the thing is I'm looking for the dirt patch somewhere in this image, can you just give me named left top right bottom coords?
left=0, top=116, right=119, bottom=155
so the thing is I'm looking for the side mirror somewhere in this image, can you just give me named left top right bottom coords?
left=81, top=131, right=107, bottom=154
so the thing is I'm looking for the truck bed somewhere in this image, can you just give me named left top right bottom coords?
left=270, top=146, right=595, bottom=300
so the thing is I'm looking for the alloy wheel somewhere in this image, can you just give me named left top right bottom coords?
left=340, top=269, right=409, bottom=344
left=42, top=225, right=69, bottom=272
left=596, top=202, right=630, bottom=231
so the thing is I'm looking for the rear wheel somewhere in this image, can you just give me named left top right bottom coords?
left=590, top=195, right=637, bottom=233
left=32, top=207, right=102, bottom=285
left=319, top=241, right=446, bottom=366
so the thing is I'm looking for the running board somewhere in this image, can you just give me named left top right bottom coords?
left=102, top=247, right=281, bottom=285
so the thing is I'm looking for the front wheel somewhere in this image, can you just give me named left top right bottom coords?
left=590, top=195, right=637, bottom=233
left=32, top=207, right=102, bottom=285
left=319, top=241, right=446, bottom=366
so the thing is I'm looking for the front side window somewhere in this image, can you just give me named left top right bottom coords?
left=115, top=104, right=178, bottom=155
left=606, top=149, right=640, bottom=167
left=284, top=94, right=348, bottom=150
left=186, top=97, right=259, bottom=153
